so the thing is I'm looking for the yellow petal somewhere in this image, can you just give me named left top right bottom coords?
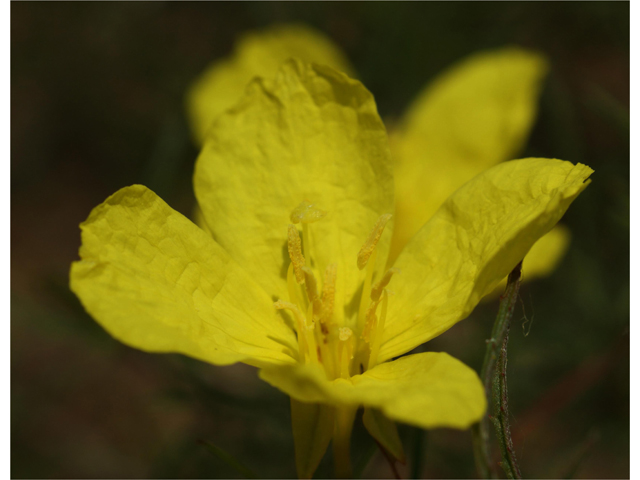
left=523, top=224, right=570, bottom=280
left=362, top=407, right=405, bottom=463
left=70, top=185, right=297, bottom=368
left=380, top=158, right=592, bottom=362
left=187, top=24, right=355, bottom=145
left=194, top=59, right=394, bottom=320
left=192, top=201, right=212, bottom=236
left=390, top=48, right=548, bottom=263
left=290, top=398, right=334, bottom=479
left=260, top=352, right=486, bottom=430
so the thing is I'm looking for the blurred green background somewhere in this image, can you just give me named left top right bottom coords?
left=11, top=3, right=629, bottom=478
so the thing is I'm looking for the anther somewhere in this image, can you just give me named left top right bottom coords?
left=321, top=263, right=337, bottom=325
left=371, top=268, right=400, bottom=302
left=287, top=224, right=306, bottom=284
left=357, top=213, right=392, bottom=270
left=290, top=200, right=326, bottom=224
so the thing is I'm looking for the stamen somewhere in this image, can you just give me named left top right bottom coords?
left=321, top=263, right=337, bottom=326
left=274, top=300, right=308, bottom=361
left=302, top=224, right=312, bottom=265
left=357, top=213, right=392, bottom=270
left=368, top=290, right=388, bottom=369
left=302, top=267, right=323, bottom=319
left=371, top=268, right=400, bottom=302
left=305, top=303, right=319, bottom=363
left=339, top=327, right=353, bottom=342
left=287, top=263, right=304, bottom=308
left=290, top=200, right=327, bottom=224
left=361, top=296, right=382, bottom=343
left=287, top=224, right=306, bottom=284
left=315, top=320, right=336, bottom=378
left=357, top=248, right=377, bottom=333
left=339, top=327, right=353, bottom=379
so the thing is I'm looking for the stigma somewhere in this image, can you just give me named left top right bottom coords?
left=275, top=204, right=396, bottom=380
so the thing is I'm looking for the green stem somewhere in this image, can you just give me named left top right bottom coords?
left=491, top=324, right=521, bottom=479
left=472, top=422, right=493, bottom=479
left=471, top=261, right=523, bottom=478
left=333, top=407, right=357, bottom=478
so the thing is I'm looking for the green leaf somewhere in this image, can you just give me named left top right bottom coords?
left=198, top=439, right=258, bottom=479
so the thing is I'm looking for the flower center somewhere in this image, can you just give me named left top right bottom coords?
left=274, top=201, right=397, bottom=380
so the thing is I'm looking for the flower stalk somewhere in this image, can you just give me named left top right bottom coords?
left=491, top=322, right=521, bottom=478
left=472, top=261, right=523, bottom=478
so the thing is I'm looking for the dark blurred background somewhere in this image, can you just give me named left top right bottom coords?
left=11, top=3, right=629, bottom=478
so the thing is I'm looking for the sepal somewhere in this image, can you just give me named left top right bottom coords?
left=291, top=398, right=334, bottom=479
left=362, top=407, right=406, bottom=464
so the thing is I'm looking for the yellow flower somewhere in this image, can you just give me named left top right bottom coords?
left=187, top=25, right=570, bottom=290
left=71, top=60, right=592, bottom=478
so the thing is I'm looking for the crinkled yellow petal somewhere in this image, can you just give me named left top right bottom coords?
left=390, top=48, right=548, bottom=263
left=70, top=185, right=298, bottom=368
left=290, top=398, right=334, bottom=479
left=194, top=59, right=394, bottom=322
left=486, top=224, right=571, bottom=299
left=379, top=158, right=593, bottom=363
left=260, top=352, right=486, bottom=430
left=187, top=24, right=355, bottom=145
